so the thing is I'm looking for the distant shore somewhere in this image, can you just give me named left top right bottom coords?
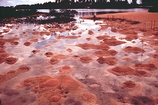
left=82, top=11, right=158, bottom=22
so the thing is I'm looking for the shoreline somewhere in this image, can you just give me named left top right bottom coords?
left=82, top=11, right=158, bottom=22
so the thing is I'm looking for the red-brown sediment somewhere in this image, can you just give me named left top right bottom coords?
left=76, top=43, right=109, bottom=50
left=18, top=65, right=31, bottom=72
left=57, top=35, right=80, bottom=39
left=97, top=56, right=117, bottom=65
left=108, top=66, right=135, bottom=76
left=0, top=66, right=30, bottom=85
left=86, top=38, right=91, bottom=41
left=149, top=53, right=158, bottom=58
left=108, top=66, right=151, bottom=77
left=5, top=57, right=18, bottom=64
left=134, top=63, right=157, bottom=71
left=30, top=38, right=38, bottom=42
left=66, top=48, right=72, bottom=52
left=49, top=58, right=60, bottom=65
left=53, top=53, right=68, bottom=59
left=32, top=50, right=40, bottom=54
left=83, top=12, right=158, bottom=23
left=88, top=30, right=94, bottom=35
left=24, top=42, right=31, bottom=46
left=40, top=31, right=50, bottom=36
left=121, top=80, right=140, bottom=89
left=32, top=31, right=40, bottom=35
left=93, top=49, right=117, bottom=57
left=45, top=52, right=54, bottom=57
left=10, top=41, right=19, bottom=45
left=0, top=52, right=9, bottom=58
left=81, top=92, right=96, bottom=102
left=134, top=70, right=151, bottom=77
left=78, top=32, right=82, bottom=34
left=122, top=57, right=133, bottom=61
left=59, top=65, right=73, bottom=74
left=103, top=37, right=126, bottom=46
left=125, top=34, right=138, bottom=41
left=96, top=34, right=110, bottom=40
left=123, top=46, right=145, bottom=54
left=18, top=75, right=97, bottom=104
left=79, top=56, right=93, bottom=63
left=0, top=57, right=5, bottom=64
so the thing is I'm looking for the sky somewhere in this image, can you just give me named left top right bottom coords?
left=0, top=0, right=141, bottom=6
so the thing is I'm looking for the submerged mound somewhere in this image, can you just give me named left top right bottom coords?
left=24, top=42, right=31, bottom=46
left=79, top=56, right=93, bottom=63
left=76, top=43, right=109, bottom=50
left=108, top=66, right=151, bottom=77
left=5, top=57, right=18, bottom=64
left=123, top=46, right=145, bottom=54
left=134, top=63, right=157, bottom=71
left=103, top=37, right=126, bottom=46
left=121, top=80, right=140, bottom=89
left=45, top=52, right=54, bottom=57
left=108, top=66, right=135, bottom=76
left=49, top=58, right=60, bottom=65
left=94, top=49, right=117, bottom=57
left=59, top=65, right=73, bottom=74
left=97, top=56, right=117, bottom=65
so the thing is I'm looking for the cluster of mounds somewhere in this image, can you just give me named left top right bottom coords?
left=18, top=75, right=98, bottom=105
left=0, top=34, right=19, bottom=65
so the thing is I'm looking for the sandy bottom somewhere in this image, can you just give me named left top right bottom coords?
left=0, top=11, right=158, bottom=105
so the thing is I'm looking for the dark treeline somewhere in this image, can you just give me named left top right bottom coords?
left=0, top=7, right=77, bottom=24
left=0, top=7, right=37, bottom=19
left=0, top=0, right=158, bottom=9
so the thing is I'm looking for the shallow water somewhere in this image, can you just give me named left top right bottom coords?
left=0, top=18, right=158, bottom=105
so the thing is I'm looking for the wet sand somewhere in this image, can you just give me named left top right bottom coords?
left=0, top=11, right=158, bottom=105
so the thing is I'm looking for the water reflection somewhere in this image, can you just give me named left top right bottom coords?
left=37, top=8, right=148, bottom=17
